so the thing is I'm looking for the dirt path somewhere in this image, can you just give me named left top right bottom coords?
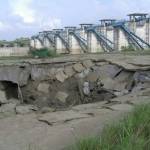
left=0, top=88, right=150, bottom=150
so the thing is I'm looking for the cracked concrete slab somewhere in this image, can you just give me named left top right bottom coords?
left=38, top=110, right=91, bottom=125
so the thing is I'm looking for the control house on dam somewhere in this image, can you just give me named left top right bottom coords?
left=30, top=13, right=150, bottom=54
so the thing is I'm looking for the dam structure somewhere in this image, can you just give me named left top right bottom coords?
left=30, top=13, right=150, bottom=54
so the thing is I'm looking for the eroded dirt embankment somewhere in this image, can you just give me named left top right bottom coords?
left=0, top=54, right=150, bottom=115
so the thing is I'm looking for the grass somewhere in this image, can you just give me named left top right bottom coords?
left=68, top=104, right=150, bottom=150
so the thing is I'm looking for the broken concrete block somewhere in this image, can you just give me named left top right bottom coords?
left=0, top=66, right=30, bottom=86
left=49, top=68, right=57, bottom=79
left=86, top=72, right=100, bottom=82
left=82, top=60, right=94, bottom=68
left=55, top=91, right=69, bottom=103
left=0, top=90, right=8, bottom=104
left=131, top=82, right=150, bottom=93
left=16, top=105, right=38, bottom=115
left=64, top=66, right=75, bottom=77
left=114, top=90, right=129, bottom=97
left=0, top=103, right=17, bottom=114
left=73, top=63, right=85, bottom=73
left=94, top=64, right=122, bottom=79
left=56, top=70, right=68, bottom=82
left=101, top=78, right=116, bottom=90
left=134, top=71, right=150, bottom=83
left=37, top=83, right=49, bottom=94
left=76, top=69, right=90, bottom=79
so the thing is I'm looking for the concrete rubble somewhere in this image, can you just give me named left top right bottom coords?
left=0, top=54, right=149, bottom=112
left=55, top=91, right=69, bottom=103
left=55, top=70, right=68, bottom=82
left=73, top=63, right=85, bottom=72
left=82, top=60, right=94, bottom=68
left=64, top=65, right=75, bottom=77
left=37, top=83, right=50, bottom=94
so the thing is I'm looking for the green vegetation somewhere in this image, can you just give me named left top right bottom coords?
left=68, top=104, right=150, bottom=150
left=31, top=48, right=58, bottom=58
left=0, top=37, right=30, bottom=47
left=14, top=38, right=30, bottom=47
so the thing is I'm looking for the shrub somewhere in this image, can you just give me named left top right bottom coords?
left=31, top=48, right=57, bottom=58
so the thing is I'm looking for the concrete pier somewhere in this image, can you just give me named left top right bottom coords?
left=42, top=31, right=55, bottom=50
left=69, top=24, right=91, bottom=54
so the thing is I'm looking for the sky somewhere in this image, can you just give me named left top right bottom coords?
left=0, top=0, right=149, bottom=40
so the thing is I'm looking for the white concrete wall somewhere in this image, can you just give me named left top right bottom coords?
left=35, top=39, right=43, bottom=49
left=30, top=39, right=35, bottom=48
left=148, top=22, right=150, bottom=44
left=69, top=28, right=88, bottom=54
left=106, top=29, right=114, bottom=43
left=116, top=21, right=150, bottom=50
left=135, top=24, right=146, bottom=40
left=0, top=47, right=29, bottom=57
left=43, top=37, right=55, bottom=49
left=55, top=37, right=68, bottom=54
left=87, top=32, right=103, bottom=53
left=44, top=38, right=51, bottom=48
left=117, top=29, right=129, bottom=51
left=146, top=22, right=150, bottom=44
left=69, top=34, right=84, bottom=54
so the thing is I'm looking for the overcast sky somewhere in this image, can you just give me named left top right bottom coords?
left=0, top=0, right=149, bottom=40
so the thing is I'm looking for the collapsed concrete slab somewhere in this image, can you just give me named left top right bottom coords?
left=0, top=54, right=149, bottom=110
left=0, top=66, right=30, bottom=86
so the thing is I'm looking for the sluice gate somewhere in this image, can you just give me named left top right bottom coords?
left=31, top=13, right=150, bottom=53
